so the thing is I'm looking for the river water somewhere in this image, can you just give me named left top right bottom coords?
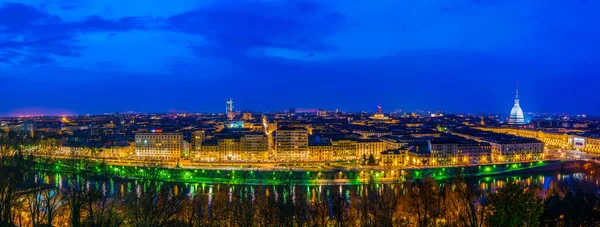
left=32, top=168, right=599, bottom=204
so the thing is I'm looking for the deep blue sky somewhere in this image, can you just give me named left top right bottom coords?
left=1, top=0, right=599, bottom=116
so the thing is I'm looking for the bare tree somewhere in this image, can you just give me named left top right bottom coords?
left=404, top=176, right=441, bottom=227
left=255, top=187, right=281, bottom=227
left=447, top=178, right=488, bottom=227
left=41, top=189, right=63, bottom=227
left=125, top=178, right=183, bottom=226
left=230, top=184, right=259, bottom=227
left=64, top=150, right=91, bottom=227
left=81, top=182, right=124, bottom=227
left=330, top=187, right=353, bottom=227
left=306, top=188, right=331, bottom=227
left=0, top=132, right=33, bottom=227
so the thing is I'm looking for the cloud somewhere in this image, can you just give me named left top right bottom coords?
left=0, top=0, right=599, bottom=81
left=57, top=30, right=209, bottom=74
left=166, top=1, right=343, bottom=61
left=0, top=2, right=146, bottom=67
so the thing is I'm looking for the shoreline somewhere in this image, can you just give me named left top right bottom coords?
left=30, top=156, right=586, bottom=185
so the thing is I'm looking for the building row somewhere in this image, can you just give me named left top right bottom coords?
left=380, top=137, right=493, bottom=167
left=475, top=127, right=600, bottom=154
left=452, top=128, right=544, bottom=162
left=132, top=128, right=394, bottom=162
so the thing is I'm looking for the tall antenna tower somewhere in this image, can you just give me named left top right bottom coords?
left=226, top=98, right=234, bottom=113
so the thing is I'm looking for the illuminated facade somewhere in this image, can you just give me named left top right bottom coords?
left=218, top=137, right=242, bottom=161
left=191, top=130, right=205, bottom=156
left=585, top=137, right=600, bottom=154
left=353, top=129, right=392, bottom=138
left=407, top=144, right=432, bottom=166
left=405, top=139, right=492, bottom=167
left=317, top=109, right=327, bottom=117
left=332, top=139, right=357, bottom=161
left=198, top=140, right=219, bottom=162
left=428, top=140, right=458, bottom=166
left=453, top=129, right=543, bottom=162
left=457, top=141, right=492, bottom=164
left=241, top=133, right=268, bottom=161
left=308, top=143, right=333, bottom=162
left=380, top=150, right=404, bottom=167
left=135, top=132, right=183, bottom=160
left=99, top=143, right=135, bottom=158
left=490, top=142, right=544, bottom=162
left=370, top=105, right=390, bottom=120
left=478, top=127, right=600, bottom=154
left=242, top=112, right=253, bottom=121
left=356, top=139, right=387, bottom=159
left=275, top=127, right=309, bottom=162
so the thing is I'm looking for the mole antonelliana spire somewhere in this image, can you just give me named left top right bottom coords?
left=508, top=81, right=525, bottom=125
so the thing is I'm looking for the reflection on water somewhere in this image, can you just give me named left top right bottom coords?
left=33, top=169, right=600, bottom=205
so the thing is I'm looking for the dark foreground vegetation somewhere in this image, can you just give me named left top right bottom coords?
left=2, top=134, right=600, bottom=227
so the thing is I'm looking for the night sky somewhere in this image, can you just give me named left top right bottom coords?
left=1, top=1, right=599, bottom=116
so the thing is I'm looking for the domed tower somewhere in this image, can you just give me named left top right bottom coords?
left=508, top=81, right=525, bottom=125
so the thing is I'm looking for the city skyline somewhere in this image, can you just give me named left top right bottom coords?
left=1, top=1, right=600, bottom=115
left=0, top=93, right=594, bottom=118
left=2, top=2, right=600, bottom=226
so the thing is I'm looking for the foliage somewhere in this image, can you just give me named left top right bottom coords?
left=487, top=181, right=544, bottom=227
left=367, top=154, right=377, bottom=166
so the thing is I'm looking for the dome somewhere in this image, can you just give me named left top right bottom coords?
left=508, top=82, right=525, bottom=125
left=509, top=104, right=525, bottom=125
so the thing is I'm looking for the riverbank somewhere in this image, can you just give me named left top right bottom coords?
left=29, top=157, right=584, bottom=185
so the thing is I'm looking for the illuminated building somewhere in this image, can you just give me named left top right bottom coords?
left=428, top=138, right=459, bottom=166
left=477, top=127, right=600, bottom=154
left=228, top=121, right=244, bottom=129
left=404, top=136, right=491, bottom=166
left=18, top=120, right=36, bottom=136
left=508, top=82, right=526, bottom=125
left=282, top=123, right=313, bottom=134
left=191, top=130, right=205, bottom=156
left=217, top=135, right=242, bottom=161
left=430, top=110, right=444, bottom=118
left=317, top=109, right=327, bottom=117
left=370, top=105, right=390, bottom=120
left=308, top=137, right=333, bottom=162
left=457, top=141, right=492, bottom=164
left=380, top=150, right=404, bottom=166
left=454, top=128, right=543, bottom=162
left=583, top=137, right=600, bottom=154
left=241, top=133, right=268, bottom=161
left=99, top=142, right=135, bottom=159
left=275, top=127, right=309, bottom=162
left=242, top=112, right=253, bottom=121
left=135, top=132, right=183, bottom=160
left=356, top=139, right=387, bottom=159
left=490, top=141, right=543, bottom=162
left=407, top=143, right=432, bottom=166
left=380, top=137, right=404, bottom=150
left=198, top=139, right=219, bottom=161
left=226, top=98, right=235, bottom=120
left=59, top=146, right=93, bottom=157
left=353, top=129, right=392, bottom=138
left=331, top=138, right=357, bottom=161
left=410, top=131, right=441, bottom=138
